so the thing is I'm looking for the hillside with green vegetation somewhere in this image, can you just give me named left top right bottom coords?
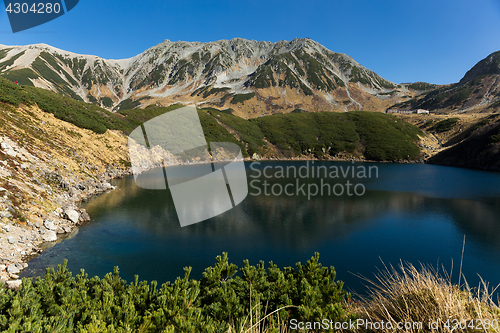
left=205, top=109, right=422, bottom=161
left=0, top=76, right=423, bottom=161
left=0, top=77, right=137, bottom=134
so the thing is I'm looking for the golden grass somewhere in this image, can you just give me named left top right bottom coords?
left=352, top=260, right=500, bottom=332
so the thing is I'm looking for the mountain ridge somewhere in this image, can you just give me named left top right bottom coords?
left=390, top=51, right=500, bottom=113
left=0, top=38, right=415, bottom=117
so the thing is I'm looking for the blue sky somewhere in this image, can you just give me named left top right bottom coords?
left=0, top=0, right=499, bottom=84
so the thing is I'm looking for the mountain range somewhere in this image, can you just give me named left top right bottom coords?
left=0, top=38, right=498, bottom=117
left=0, top=38, right=422, bottom=117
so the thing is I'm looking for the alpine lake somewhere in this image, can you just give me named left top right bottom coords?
left=20, top=161, right=500, bottom=296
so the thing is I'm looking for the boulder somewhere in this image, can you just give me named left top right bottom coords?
left=79, top=210, right=90, bottom=222
left=7, top=236, right=15, bottom=244
left=6, top=280, right=22, bottom=289
left=4, top=149, right=17, bottom=158
left=42, top=231, right=57, bottom=242
left=7, top=265, right=20, bottom=274
left=43, top=220, right=57, bottom=231
left=64, top=209, right=80, bottom=224
left=0, top=211, right=13, bottom=219
left=0, top=142, right=12, bottom=150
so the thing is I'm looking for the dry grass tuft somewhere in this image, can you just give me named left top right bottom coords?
left=353, top=260, right=500, bottom=332
left=226, top=302, right=295, bottom=333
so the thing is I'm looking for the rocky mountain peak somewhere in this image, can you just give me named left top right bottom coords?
left=460, top=51, right=500, bottom=84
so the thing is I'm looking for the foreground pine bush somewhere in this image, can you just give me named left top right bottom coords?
left=0, top=253, right=355, bottom=332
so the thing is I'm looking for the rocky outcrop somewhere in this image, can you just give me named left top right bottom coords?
left=0, top=102, right=132, bottom=286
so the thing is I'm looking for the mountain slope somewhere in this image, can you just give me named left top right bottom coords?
left=428, top=115, right=500, bottom=171
left=0, top=38, right=417, bottom=117
left=390, top=51, right=500, bottom=113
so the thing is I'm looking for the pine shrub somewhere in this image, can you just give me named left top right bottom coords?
left=0, top=253, right=355, bottom=332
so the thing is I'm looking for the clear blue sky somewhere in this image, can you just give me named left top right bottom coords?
left=1, top=0, right=499, bottom=84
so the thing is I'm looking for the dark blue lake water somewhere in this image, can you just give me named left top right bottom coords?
left=21, top=161, right=500, bottom=296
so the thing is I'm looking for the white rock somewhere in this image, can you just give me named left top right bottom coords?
left=43, top=220, right=57, bottom=231
left=7, top=236, right=15, bottom=244
left=6, top=280, right=22, bottom=289
left=4, top=149, right=17, bottom=158
left=7, top=265, right=20, bottom=274
left=65, top=209, right=79, bottom=224
left=0, top=265, right=6, bottom=271
left=0, top=211, right=13, bottom=219
left=2, top=225, right=11, bottom=232
left=0, top=143, right=12, bottom=150
left=42, top=231, right=57, bottom=242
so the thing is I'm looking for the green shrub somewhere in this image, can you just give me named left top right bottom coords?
left=408, top=82, right=436, bottom=91
left=348, top=112, right=421, bottom=160
left=0, top=254, right=355, bottom=332
left=432, top=118, right=459, bottom=133
left=100, top=97, right=114, bottom=108
left=446, top=87, right=472, bottom=105
left=115, top=97, right=151, bottom=112
left=251, top=65, right=276, bottom=88
left=469, top=119, right=491, bottom=132
left=204, top=108, right=265, bottom=156
left=202, top=87, right=230, bottom=99
left=230, top=93, right=255, bottom=104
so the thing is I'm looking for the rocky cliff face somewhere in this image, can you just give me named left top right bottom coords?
left=0, top=38, right=417, bottom=117
left=0, top=100, right=131, bottom=283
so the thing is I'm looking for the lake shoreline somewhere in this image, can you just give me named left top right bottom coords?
left=3, top=152, right=493, bottom=288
